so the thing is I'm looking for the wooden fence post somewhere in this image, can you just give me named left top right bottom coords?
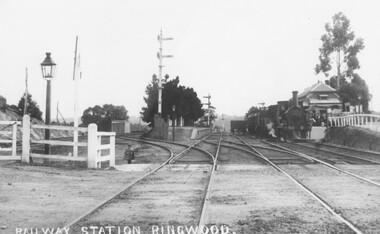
left=12, top=122, right=17, bottom=157
left=110, top=135, right=115, bottom=167
left=88, top=124, right=98, bottom=169
left=22, top=115, right=30, bottom=163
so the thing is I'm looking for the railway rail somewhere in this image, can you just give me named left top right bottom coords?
left=291, top=141, right=380, bottom=164
left=203, top=139, right=268, bottom=164
left=279, top=142, right=380, bottom=165
left=220, top=137, right=312, bottom=165
left=259, top=139, right=380, bottom=188
left=235, top=135, right=380, bottom=234
left=60, top=132, right=225, bottom=233
left=118, top=136, right=214, bottom=164
left=119, top=134, right=226, bottom=234
left=62, top=137, right=175, bottom=231
left=7, top=130, right=379, bottom=233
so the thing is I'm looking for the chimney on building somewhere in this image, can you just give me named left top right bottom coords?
left=292, top=91, right=298, bottom=107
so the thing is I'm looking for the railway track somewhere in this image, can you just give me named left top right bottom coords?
left=189, top=134, right=358, bottom=232
left=60, top=132, right=225, bottom=233
left=62, top=137, right=174, bottom=232
left=203, top=139, right=267, bottom=165
left=118, top=136, right=214, bottom=164
left=290, top=141, right=380, bottom=164
left=234, top=135, right=380, bottom=234
left=256, top=139, right=380, bottom=188
left=10, top=131, right=379, bottom=233
left=220, top=136, right=313, bottom=165
left=119, top=134, right=228, bottom=234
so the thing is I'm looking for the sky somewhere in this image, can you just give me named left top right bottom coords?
left=0, top=0, right=379, bottom=121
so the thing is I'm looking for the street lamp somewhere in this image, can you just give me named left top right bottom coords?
left=40, top=52, right=56, bottom=154
left=358, top=95, right=362, bottom=114
left=172, top=105, right=176, bottom=142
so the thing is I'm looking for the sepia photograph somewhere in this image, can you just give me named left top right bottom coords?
left=1, top=0, right=380, bottom=233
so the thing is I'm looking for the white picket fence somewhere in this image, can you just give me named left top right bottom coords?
left=0, top=121, right=21, bottom=160
left=18, top=115, right=115, bottom=169
left=87, top=124, right=116, bottom=168
left=328, top=114, right=380, bottom=132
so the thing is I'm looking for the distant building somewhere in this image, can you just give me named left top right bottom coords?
left=298, top=81, right=342, bottom=126
left=111, top=120, right=130, bottom=134
left=299, top=81, right=342, bottom=110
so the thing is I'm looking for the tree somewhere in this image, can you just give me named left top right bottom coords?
left=315, top=12, right=364, bottom=88
left=141, top=75, right=204, bottom=126
left=17, top=93, right=43, bottom=121
left=315, top=12, right=371, bottom=112
left=338, top=74, right=372, bottom=112
left=81, top=104, right=129, bottom=131
left=141, top=74, right=161, bottom=125
left=245, top=106, right=260, bottom=119
left=198, top=106, right=217, bottom=126
left=176, top=86, right=204, bottom=126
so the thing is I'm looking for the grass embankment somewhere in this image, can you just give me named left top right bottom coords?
left=327, top=126, right=380, bottom=152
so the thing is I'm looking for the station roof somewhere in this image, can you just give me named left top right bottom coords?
left=298, top=82, right=336, bottom=98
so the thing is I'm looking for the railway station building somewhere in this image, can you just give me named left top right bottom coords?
left=298, top=81, right=342, bottom=126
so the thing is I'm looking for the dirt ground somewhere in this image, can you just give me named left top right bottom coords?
left=0, top=161, right=145, bottom=234
left=338, top=164, right=380, bottom=184
left=115, top=141, right=170, bottom=164
left=2, top=136, right=380, bottom=234
left=71, top=164, right=212, bottom=234
left=281, top=164, right=380, bottom=234
left=207, top=165, right=355, bottom=234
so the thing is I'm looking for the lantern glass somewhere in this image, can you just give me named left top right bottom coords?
left=172, top=105, right=176, bottom=112
left=40, top=52, right=56, bottom=80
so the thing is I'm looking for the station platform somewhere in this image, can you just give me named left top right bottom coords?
left=168, top=127, right=211, bottom=141
left=310, top=126, right=326, bottom=141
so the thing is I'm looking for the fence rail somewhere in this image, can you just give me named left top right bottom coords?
left=0, top=121, right=21, bottom=160
left=329, top=114, right=380, bottom=132
left=88, top=124, right=115, bottom=169
left=21, top=115, right=115, bottom=168
left=31, top=124, right=88, bottom=132
left=30, top=140, right=88, bottom=147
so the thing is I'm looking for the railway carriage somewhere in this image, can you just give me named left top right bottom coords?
left=230, top=120, right=247, bottom=134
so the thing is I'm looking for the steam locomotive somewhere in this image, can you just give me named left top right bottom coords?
left=231, top=91, right=310, bottom=139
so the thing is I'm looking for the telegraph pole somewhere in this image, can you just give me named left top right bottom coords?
left=203, top=93, right=211, bottom=126
left=72, top=36, right=80, bottom=157
left=157, top=29, right=173, bottom=116
left=222, top=114, right=225, bottom=132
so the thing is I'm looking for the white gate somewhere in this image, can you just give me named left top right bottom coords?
left=21, top=115, right=115, bottom=169
left=0, top=121, right=21, bottom=160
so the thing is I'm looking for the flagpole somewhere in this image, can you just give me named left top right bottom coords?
left=73, top=36, right=79, bottom=157
left=23, top=68, right=28, bottom=116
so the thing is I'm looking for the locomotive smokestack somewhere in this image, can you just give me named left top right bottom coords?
left=292, top=91, right=298, bottom=107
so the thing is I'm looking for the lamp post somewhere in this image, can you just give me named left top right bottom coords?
left=172, top=105, right=176, bottom=142
left=358, top=95, right=362, bottom=114
left=40, top=52, right=56, bottom=154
